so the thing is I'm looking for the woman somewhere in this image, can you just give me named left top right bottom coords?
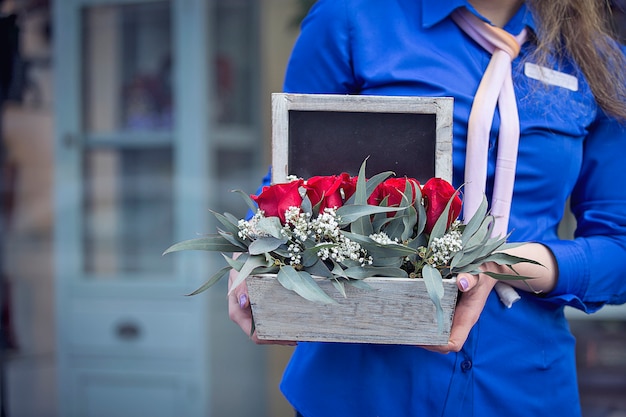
left=229, top=0, right=626, bottom=415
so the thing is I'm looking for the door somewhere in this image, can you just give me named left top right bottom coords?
left=53, top=0, right=266, bottom=415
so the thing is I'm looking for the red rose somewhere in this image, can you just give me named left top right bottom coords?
left=251, top=179, right=304, bottom=223
left=305, top=173, right=356, bottom=212
left=368, top=177, right=420, bottom=216
left=421, top=178, right=462, bottom=233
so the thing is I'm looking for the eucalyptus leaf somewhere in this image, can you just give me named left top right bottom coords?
left=306, top=259, right=333, bottom=278
left=371, top=256, right=404, bottom=268
left=223, top=212, right=241, bottom=226
left=331, top=260, right=348, bottom=278
left=482, top=271, right=532, bottom=281
left=428, top=191, right=460, bottom=246
left=341, top=231, right=417, bottom=258
left=257, top=216, right=285, bottom=239
left=331, top=278, right=347, bottom=298
left=337, top=204, right=408, bottom=225
left=345, top=278, right=375, bottom=291
left=478, top=252, right=543, bottom=267
left=163, top=235, right=242, bottom=255
left=353, top=158, right=369, bottom=205
left=248, top=236, right=288, bottom=255
left=276, top=266, right=337, bottom=304
left=228, top=255, right=270, bottom=294
left=461, top=195, right=489, bottom=245
left=449, top=236, right=507, bottom=270
left=384, top=215, right=407, bottom=241
left=186, top=266, right=232, bottom=296
left=211, top=210, right=241, bottom=235
left=343, top=266, right=408, bottom=279
left=345, top=160, right=393, bottom=205
left=415, top=193, right=427, bottom=237
left=222, top=253, right=245, bottom=271
left=232, top=189, right=259, bottom=213
left=401, top=206, right=418, bottom=242
left=422, top=264, right=445, bottom=333
left=464, top=216, right=494, bottom=249
left=301, top=193, right=313, bottom=216
left=217, top=229, right=248, bottom=250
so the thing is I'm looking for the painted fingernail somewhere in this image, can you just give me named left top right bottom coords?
left=459, top=277, right=469, bottom=291
left=239, top=294, right=248, bottom=308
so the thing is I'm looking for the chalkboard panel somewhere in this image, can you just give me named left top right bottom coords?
left=272, top=93, right=453, bottom=184
left=288, top=110, right=436, bottom=182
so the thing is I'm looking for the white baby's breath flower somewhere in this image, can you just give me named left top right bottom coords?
left=429, top=229, right=463, bottom=266
left=369, top=232, right=399, bottom=245
left=309, top=208, right=371, bottom=266
left=237, top=211, right=271, bottom=239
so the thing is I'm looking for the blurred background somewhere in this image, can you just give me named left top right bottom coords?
left=0, top=0, right=624, bottom=416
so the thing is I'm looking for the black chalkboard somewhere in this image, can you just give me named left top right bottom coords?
left=287, top=110, right=437, bottom=182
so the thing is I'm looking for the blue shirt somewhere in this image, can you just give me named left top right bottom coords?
left=277, top=1, right=626, bottom=416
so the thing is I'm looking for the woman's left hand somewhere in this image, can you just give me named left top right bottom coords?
left=422, top=242, right=559, bottom=353
left=423, top=271, right=496, bottom=353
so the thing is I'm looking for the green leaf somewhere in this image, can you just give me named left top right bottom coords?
left=301, top=193, right=313, bottom=216
left=344, top=159, right=394, bottom=206
left=414, top=192, right=427, bottom=237
left=248, top=236, right=288, bottom=255
left=337, top=205, right=407, bottom=225
left=306, top=259, right=333, bottom=278
left=401, top=205, right=418, bottom=242
left=461, top=195, right=488, bottom=245
left=478, top=252, right=543, bottom=267
left=276, top=266, right=337, bottom=304
left=257, top=216, right=285, bottom=239
left=422, top=264, right=445, bottom=333
left=352, top=158, right=370, bottom=205
left=222, top=253, right=245, bottom=270
left=232, top=189, right=259, bottom=214
left=345, top=278, right=375, bottom=291
left=217, top=229, right=247, bottom=250
left=331, top=278, right=347, bottom=298
left=228, top=255, right=270, bottom=294
left=163, top=235, right=242, bottom=255
left=223, top=212, right=241, bottom=226
left=463, top=215, right=494, bottom=249
left=341, top=231, right=417, bottom=258
left=428, top=190, right=462, bottom=247
left=482, top=271, right=532, bottom=281
left=211, top=210, right=241, bottom=235
left=371, top=256, right=404, bottom=268
left=449, top=236, right=506, bottom=270
left=343, top=266, right=407, bottom=279
left=330, top=261, right=348, bottom=279
left=347, top=159, right=391, bottom=235
left=186, top=265, right=232, bottom=296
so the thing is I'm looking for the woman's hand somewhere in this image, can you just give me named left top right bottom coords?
left=424, top=242, right=559, bottom=353
left=228, top=268, right=297, bottom=346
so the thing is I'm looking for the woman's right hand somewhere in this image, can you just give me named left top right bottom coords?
left=228, top=268, right=297, bottom=346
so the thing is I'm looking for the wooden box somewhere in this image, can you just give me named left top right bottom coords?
left=263, top=93, right=456, bottom=345
left=247, top=275, right=458, bottom=345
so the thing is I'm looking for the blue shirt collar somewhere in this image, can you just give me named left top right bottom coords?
left=422, top=0, right=536, bottom=35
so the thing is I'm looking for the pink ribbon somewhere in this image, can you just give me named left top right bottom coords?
left=452, top=9, right=528, bottom=307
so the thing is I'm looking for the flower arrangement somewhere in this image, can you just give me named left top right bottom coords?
left=164, top=160, right=533, bottom=326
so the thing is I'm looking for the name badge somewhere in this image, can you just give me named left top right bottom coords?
left=524, top=63, right=579, bottom=92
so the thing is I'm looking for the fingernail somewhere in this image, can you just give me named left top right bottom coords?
left=459, top=277, right=469, bottom=291
left=239, top=294, right=248, bottom=308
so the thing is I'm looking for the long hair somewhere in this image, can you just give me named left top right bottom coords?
left=526, top=0, right=626, bottom=121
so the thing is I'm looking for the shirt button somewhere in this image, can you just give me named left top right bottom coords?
left=461, top=360, right=473, bottom=372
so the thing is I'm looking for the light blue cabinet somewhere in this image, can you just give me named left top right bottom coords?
left=53, top=0, right=266, bottom=415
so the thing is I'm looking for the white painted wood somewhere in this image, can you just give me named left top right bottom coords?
left=247, top=275, right=458, bottom=345
left=271, top=93, right=454, bottom=184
